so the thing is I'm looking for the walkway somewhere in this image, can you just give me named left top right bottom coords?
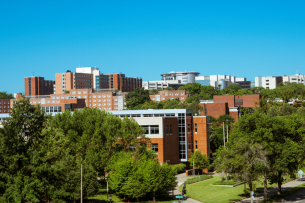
left=237, top=179, right=305, bottom=203
left=168, top=173, right=202, bottom=203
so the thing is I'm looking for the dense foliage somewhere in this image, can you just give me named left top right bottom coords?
left=213, top=108, right=305, bottom=200
left=0, top=91, right=14, bottom=99
left=0, top=99, right=150, bottom=202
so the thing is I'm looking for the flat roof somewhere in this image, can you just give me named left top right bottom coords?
left=108, top=109, right=193, bottom=115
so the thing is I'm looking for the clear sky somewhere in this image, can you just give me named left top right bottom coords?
left=1, top=0, right=305, bottom=94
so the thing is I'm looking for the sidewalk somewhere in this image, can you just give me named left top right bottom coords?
left=236, top=179, right=305, bottom=203
left=167, top=173, right=202, bottom=203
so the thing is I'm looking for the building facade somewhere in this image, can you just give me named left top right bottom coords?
left=255, top=76, right=283, bottom=89
left=149, top=90, right=189, bottom=102
left=24, top=76, right=54, bottom=96
left=109, top=109, right=210, bottom=164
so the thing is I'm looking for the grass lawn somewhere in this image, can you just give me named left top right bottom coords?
left=179, top=175, right=293, bottom=203
left=87, top=182, right=173, bottom=203
left=259, top=183, right=305, bottom=203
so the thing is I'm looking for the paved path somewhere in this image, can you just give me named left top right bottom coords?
left=168, top=173, right=202, bottom=203
left=237, top=179, right=305, bottom=203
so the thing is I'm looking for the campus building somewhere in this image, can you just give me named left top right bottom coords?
left=24, top=76, right=54, bottom=96
left=199, top=94, right=261, bottom=120
left=109, top=109, right=210, bottom=167
left=149, top=90, right=189, bottom=102
left=255, top=76, right=283, bottom=89
left=0, top=99, right=11, bottom=114
left=55, top=68, right=142, bottom=94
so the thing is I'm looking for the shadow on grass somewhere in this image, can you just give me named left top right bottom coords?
left=86, top=181, right=174, bottom=203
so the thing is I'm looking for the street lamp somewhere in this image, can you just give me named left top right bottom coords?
left=109, top=194, right=112, bottom=203
left=193, top=156, right=197, bottom=176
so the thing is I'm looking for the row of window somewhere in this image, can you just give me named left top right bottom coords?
left=142, top=125, right=159, bottom=134
left=41, top=106, right=62, bottom=113
left=0, top=106, right=10, bottom=108
left=151, top=97, right=184, bottom=100
left=0, top=109, right=9, bottom=113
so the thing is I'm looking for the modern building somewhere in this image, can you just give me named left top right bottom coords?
left=109, top=109, right=210, bottom=165
left=195, top=75, right=236, bottom=90
left=255, top=76, right=283, bottom=89
left=24, top=76, right=54, bottom=96
left=282, top=74, right=305, bottom=84
left=143, top=71, right=200, bottom=90
left=149, top=90, right=189, bottom=102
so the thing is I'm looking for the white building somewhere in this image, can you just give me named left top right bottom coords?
left=282, top=74, right=305, bottom=84
left=255, top=76, right=282, bottom=89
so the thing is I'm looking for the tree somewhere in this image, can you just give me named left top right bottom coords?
left=221, top=84, right=241, bottom=95
left=164, top=87, right=174, bottom=90
left=0, top=99, right=49, bottom=202
left=125, top=88, right=151, bottom=109
left=188, top=150, right=209, bottom=175
left=0, top=91, right=14, bottom=99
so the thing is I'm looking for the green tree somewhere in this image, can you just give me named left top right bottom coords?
left=0, top=91, right=14, bottom=99
left=188, top=150, right=209, bottom=175
left=164, top=87, right=174, bottom=90
left=125, top=88, right=151, bottom=109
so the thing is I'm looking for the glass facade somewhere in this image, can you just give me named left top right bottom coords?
left=95, top=76, right=99, bottom=89
left=178, top=113, right=186, bottom=159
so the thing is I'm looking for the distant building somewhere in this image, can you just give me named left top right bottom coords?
left=55, top=67, right=141, bottom=94
left=255, top=76, right=283, bottom=89
left=149, top=90, right=189, bottom=102
left=24, top=76, right=54, bottom=96
left=143, top=71, right=200, bottom=90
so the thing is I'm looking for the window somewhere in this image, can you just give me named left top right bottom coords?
left=72, top=91, right=76, bottom=94
left=83, top=91, right=87, bottom=94
left=107, top=99, right=110, bottom=101
left=180, top=97, right=184, bottom=100
left=66, top=96, right=69, bottom=99
left=78, top=96, right=81, bottom=98
left=195, top=124, right=197, bottom=133
left=93, top=99, right=96, bottom=102
left=152, top=97, right=155, bottom=100
left=98, top=103, right=101, bottom=106
left=56, top=96, right=60, bottom=99
left=108, top=107, right=111, bottom=109
left=98, top=95, right=101, bottom=98
left=103, top=95, right=106, bottom=98
left=98, top=99, right=101, bottom=102
left=107, top=103, right=111, bottom=105
left=57, top=100, right=60, bottom=103
left=93, top=103, right=96, bottom=106
left=33, top=101, right=36, bottom=104
left=52, top=96, right=55, bottom=99
left=162, top=97, right=165, bottom=100
left=188, top=141, right=191, bottom=149
left=114, top=98, right=118, bottom=101
left=128, top=145, right=136, bottom=151
left=142, top=126, right=149, bottom=134
left=195, top=141, right=198, bottom=149
left=150, top=125, right=159, bottom=134
left=103, top=103, right=106, bottom=106
left=180, top=93, right=184, bottom=95
left=103, top=99, right=106, bottom=101
left=107, top=95, right=110, bottom=97
left=84, top=96, right=87, bottom=98
left=103, top=107, right=106, bottom=109
left=93, top=95, right=96, bottom=98
left=61, top=96, right=64, bottom=99
left=115, top=106, right=118, bottom=109
left=47, top=100, right=50, bottom=103
left=151, top=144, right=158, bottom=153
left=114, top=102, right=118, bottom=105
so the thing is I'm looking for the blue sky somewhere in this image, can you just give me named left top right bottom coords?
left=1, top=0, right=305, bottom=94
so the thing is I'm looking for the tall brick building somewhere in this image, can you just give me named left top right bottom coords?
left=24, top=76, right=54, bottom=96
left=54, top=68, right=141, bottom=94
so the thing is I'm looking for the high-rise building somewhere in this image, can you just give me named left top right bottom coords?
left=55, top=68, right=141, bottom=94
left=24, top=76, right=54, bottom=96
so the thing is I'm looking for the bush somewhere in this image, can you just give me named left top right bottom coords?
left=172, top=163, right=186, bottom=174
left=184, top=175, right=213, bottom=184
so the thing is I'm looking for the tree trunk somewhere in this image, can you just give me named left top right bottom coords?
left=263, top=174, right=268, bottom=200
left=249, top=181, right=253, bottom=194
left=137, top=197, right=139, bottom=202
left=153, top=191, right=155, bottom=202
left=277, top=172, right=282, bottom=195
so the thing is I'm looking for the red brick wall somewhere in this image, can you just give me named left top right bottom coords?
left=162, top=117, right=180, bottom=164
left=229, top=111, right=238, bottom=121
left=236, top=94, right=261, bottom=107
left=200, top=103, right=228, bottom=119
left=214, top=95, right=235, bottom=107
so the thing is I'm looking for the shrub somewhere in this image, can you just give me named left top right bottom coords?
left=172, top=163, right=186, bottom=174
left=184, top=175, right=213, bottom=184
left=212, top=179, right=236, bottom=185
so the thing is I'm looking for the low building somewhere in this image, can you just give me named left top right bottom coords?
left=199, top=94, right=261, bottom=120
left=149, top=90, right=189, bottom=102
left=109, top=109, right=210, bottom=167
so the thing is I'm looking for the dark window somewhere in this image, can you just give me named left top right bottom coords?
left=195, top=124, right=197, bottom=133
left=150, top=125, right=159, bottom=134
left=142, top=125, right=149, bottom=134
left=195, top=141, right=198, bottom=149
left=188, top=141, right=190, bottom=149
left=151, top=144, right=158, bottom=153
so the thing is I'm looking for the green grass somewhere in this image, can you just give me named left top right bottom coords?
left=184, top=175, right=213, bottom=184
left=179, top=175, right=294, bottom=203
left=87, top=182, right=174, bottom=203
left=258, top=183, right=305, bottom=203
left=212, top=179, right=237, bottom=185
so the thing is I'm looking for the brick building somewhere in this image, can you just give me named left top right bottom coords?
left=0, top=99, right=11, bottom=114
left=110, top=109, right=210, bottom=168
left=24, top=76, right=54, bottom=96
left=54, top=68, right=141, bottom=94
left=150, top=90, right=189, bottom=102
left=200, top=94, right=261, bottom=120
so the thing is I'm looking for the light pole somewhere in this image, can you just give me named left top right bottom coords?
left=226, top=119, right=229, bottom=142
left=193, top=156, right=197, bottom=176
left=109, top=194, right=112, bottom=203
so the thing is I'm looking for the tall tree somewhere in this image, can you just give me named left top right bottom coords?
left=0, top=91, right=14, bottom=99
left=125, top=88, right=150, bottom=109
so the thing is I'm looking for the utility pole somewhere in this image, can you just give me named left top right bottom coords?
left=81, top=156, right=83, bottom=203
left=226, top=119, right=229, bottom=142
left=223, top=122, right=225, bottom=146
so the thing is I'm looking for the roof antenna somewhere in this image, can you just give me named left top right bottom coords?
left=33, top=71, right=34, bottom=76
